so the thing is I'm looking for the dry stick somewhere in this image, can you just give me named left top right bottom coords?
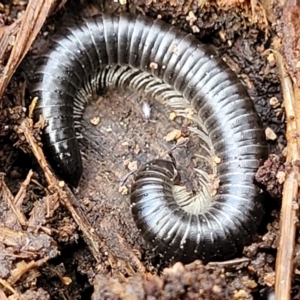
left=14, top=169, right=33, bottom=208
left=0, top=174, right=27, bottom=227
left=0, top=0, right=55, bottom=103
left=0, top=17, right=23, bottom=60
left=0, top=288, right=10, bottom=300
left=0, top=279, right=19, bottom=298
left=9, top=257, right=50, bottom=285
left=275, top=52, right=299, bottom=300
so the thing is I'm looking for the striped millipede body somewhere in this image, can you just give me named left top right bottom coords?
left=30, top=13, right=267, bottom=263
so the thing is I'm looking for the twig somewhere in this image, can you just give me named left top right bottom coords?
left=0, top=17, right=23, bottom=60
left=0, top=0, right=56, bottom=104
left=274, top=49, right=299, bottom=300
left=0, top=279, right=19, bottom=298
left=9, top=257, right=50, bottom=285
left=14, top=169, right=33, bottom=208
left=0, top=288, right=10, bottom=300
left=207, top=257, right=250, bottom=268
left=0, top=174, right=27, bottom=227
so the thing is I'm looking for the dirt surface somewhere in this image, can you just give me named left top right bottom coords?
left=0, top=0, right=296, bottom=299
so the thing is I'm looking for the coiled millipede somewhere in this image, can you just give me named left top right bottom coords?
left=30, top=13, right=267, bottom=262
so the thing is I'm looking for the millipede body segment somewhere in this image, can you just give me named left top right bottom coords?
left=30, top=13, right=267, bottom=263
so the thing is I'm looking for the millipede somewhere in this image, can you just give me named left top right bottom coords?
left=29, top=13, right=268, bottom=263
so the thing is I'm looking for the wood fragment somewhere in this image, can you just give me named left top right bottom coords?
left=274, top=50, right=299, bottom=300
left=282, top=0, right=300, bottom=89
left=0, top=0, right=57, bottom=104
left=9, top=257, right=50, bottom=285
left=0, top=17, right=23, bottom=61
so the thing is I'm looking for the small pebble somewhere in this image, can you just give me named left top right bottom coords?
left=90, top=116, right=100, bottom=125
left=265, top=127, right=277, bottom=141
left=269, top=97, right=280, bottom=107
